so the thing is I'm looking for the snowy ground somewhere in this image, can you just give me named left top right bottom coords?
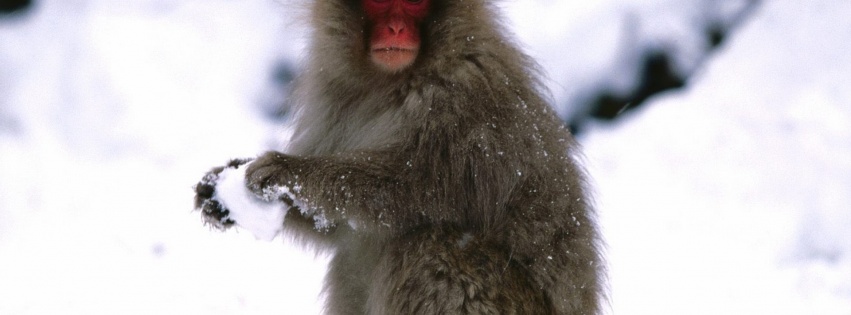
left=1, top=0, right=849, bottom=314
left=583, top=1, right=851, bottom=313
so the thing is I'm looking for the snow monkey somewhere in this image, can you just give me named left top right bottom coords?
left=194, top=0, right=605, bottom=313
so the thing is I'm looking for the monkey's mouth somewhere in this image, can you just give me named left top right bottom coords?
left=373, top=47, right=414, bottom=53
left=371, top=46, right=418, bottom=58
left=370, top=46, right=419, bottom=71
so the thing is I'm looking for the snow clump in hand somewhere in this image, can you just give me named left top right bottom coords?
left=211, top=162, right=290, bottom=241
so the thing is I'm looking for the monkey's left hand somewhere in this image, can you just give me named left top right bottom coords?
left=194, top=158, right=253, bottom=229
left=244, top=152, right=295, bottom=201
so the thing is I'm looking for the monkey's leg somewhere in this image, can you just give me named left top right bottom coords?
left=366, top=224, right=554, bottom=315
left=322, top=235, right=382, bottom=315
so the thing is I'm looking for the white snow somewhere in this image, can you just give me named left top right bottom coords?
left=582, top=1, right=851, bottom=313
left=0, top=0, right=849, bottom=314
left=213, top=164, right=289, bottom=241
left=502, top=0, right=756, bottom=118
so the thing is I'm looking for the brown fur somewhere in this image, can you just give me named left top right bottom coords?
left=196, top=0, right=605, bottom=313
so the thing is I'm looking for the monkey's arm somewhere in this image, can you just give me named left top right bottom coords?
left=245, top=150, right=411, bottom=232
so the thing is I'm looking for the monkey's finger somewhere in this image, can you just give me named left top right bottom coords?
left=194, top=182, right=216, bottom=198
left=227, top=158, right=254, bottom=168
left=199, top=199, right=235, bottom=229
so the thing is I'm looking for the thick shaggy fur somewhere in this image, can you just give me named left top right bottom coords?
left=198, top=0, right=605, bottom=314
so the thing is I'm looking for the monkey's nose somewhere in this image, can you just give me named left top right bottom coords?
left=388, top=20, right=405, bottom=35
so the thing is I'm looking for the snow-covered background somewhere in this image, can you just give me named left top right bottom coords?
left=1, top=0, right=848, bottom=314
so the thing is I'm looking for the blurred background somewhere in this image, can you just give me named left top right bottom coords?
left=1, top=0, right=849, bottom=314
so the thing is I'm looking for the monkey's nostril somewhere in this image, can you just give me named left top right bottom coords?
left=388, top=21, right=405, bottom=34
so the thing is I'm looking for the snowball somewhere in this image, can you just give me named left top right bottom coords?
left=213, top=163, right=289, bottom=241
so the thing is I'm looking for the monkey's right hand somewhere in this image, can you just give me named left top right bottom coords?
left=193, top=158, right=253, bottom=230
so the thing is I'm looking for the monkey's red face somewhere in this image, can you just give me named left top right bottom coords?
left=362, top=0, right=430, bottom=72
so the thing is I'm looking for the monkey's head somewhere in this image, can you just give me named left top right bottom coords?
left=309, top=0, right=518, bottom=85
left=361, top=0, right=431, bottom=72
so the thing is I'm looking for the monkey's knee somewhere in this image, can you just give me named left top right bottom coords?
left=368, top=226, right=553, bottom=315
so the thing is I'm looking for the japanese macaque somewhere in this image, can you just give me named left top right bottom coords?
left=194, top=0, right=604, bottom=314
